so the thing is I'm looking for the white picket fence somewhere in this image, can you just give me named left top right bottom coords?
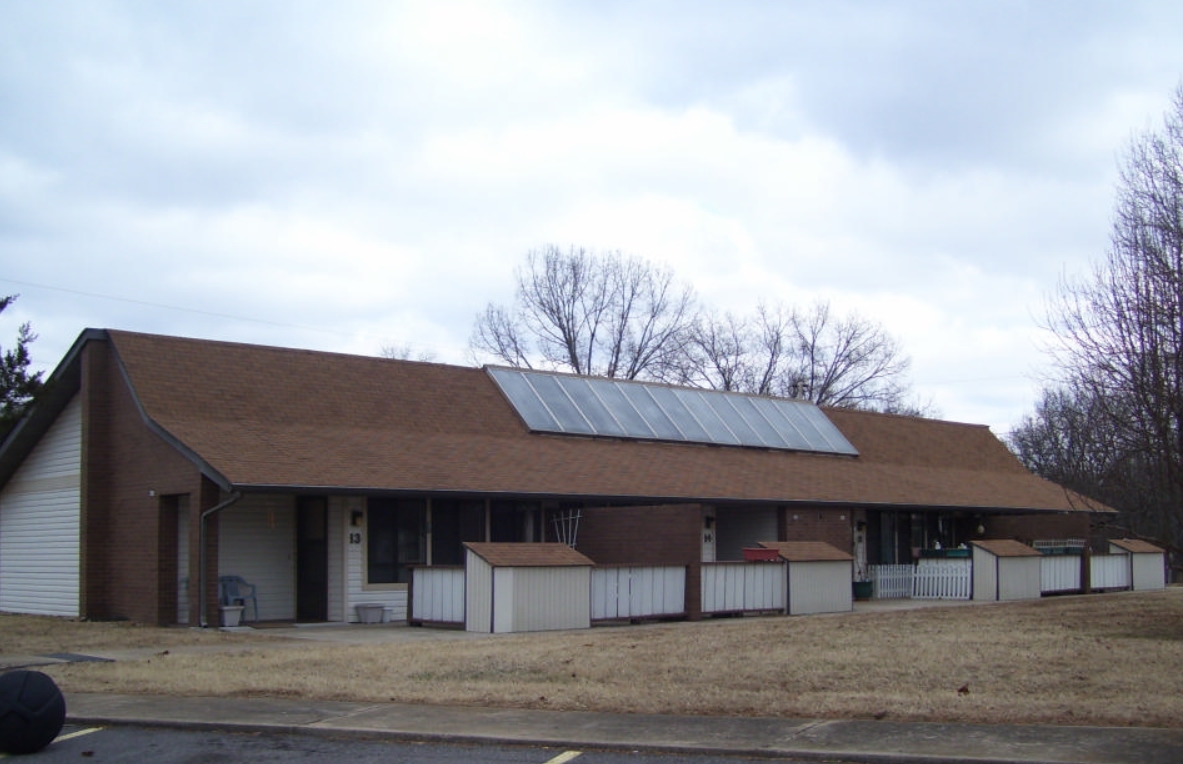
left=914, top=559, right=972, bottom=599
left=701, top=561, right=787, bottom=614
left=870, top=564, right=914, bottom=599
left=868, top=560, right=971, bottom=600
left=591, top=565, right=686, bottom=621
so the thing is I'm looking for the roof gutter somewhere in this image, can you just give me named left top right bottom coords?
left=198, top=490, right=242, bottom=628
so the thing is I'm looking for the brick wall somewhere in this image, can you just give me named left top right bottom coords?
left=575, top=503, right=704, bottom=619
left=781, top=506, right=854, bottom=553
left=81, top=339, right=206, bottom=624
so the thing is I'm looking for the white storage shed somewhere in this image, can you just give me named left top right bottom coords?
left=972, top=539, right=1042, bottom=601
left=464, top=542, right=594, bottom=633
left=1109, top=539, right=1167, bottom=591
left=759, top=541, right=853, bottom=615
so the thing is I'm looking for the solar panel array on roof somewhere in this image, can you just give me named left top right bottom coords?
left=487, top=367, right=858, bottom=456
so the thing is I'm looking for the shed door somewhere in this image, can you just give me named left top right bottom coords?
left=297, top=497, right=328, bottom=621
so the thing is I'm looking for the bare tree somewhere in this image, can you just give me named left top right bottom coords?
left=473, top=246, right=921, bottom=413
left=379, top=343, right=436, bottom=363
left=676, top=309, right=754, bottom=391
left=750, top=303, right=794, bottom=396
left=677, top=299, right=918, bottom=412
left=778, top=302, right=912, bottom=409
left=1010, top=384, right=1183, bottom=558
left=1034, top=84, right=1183, bottom=560
left=605, top=254, right=698, bottom=380
left=470, top=245, right=697, bottom=379
left=1009, top=385, right=1125, bottom=503
left=468, top=303, right=533, bottom=368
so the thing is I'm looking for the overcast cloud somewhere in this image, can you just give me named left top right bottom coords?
left=3, top=1, right=1183, bottom=433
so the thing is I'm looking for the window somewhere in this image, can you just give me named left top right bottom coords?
left=367, top=498, right=426, bottom=584
left=431, top=500, right=486, bottom=566
left=491, top=500, right=541, bottom=543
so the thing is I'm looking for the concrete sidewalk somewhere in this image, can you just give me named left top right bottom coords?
left=65, top=692, right=1183, bottom=764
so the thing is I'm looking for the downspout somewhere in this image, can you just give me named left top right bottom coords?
left=198, top=491, right=242, bottom=628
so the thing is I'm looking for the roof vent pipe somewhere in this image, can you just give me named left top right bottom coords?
left=198, top=491, right=242, bottom=628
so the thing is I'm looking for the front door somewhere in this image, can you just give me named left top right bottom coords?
left=296, top=497, right=328, bottom=622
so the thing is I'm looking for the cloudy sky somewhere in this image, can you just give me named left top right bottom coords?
left=3, top=1, right=1183, bottom=433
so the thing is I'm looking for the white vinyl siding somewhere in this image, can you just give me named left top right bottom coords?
left=0, top=395, right=82, bottom=616
left=1130, top=553, right=1166, bottom=591
left=972, top=545, right=998, bottom=601
left=590, top=565, right=685, bottom=621
left=464, top=549, right=494, bottom=633
left=218, top=494, right=296, bottom=621
left=343, top=496, right=407, bottom=622
left=465, top=552, right=591, bottom=634
left=327, top=498, right=345, bottom=621
left=788, top=559, right=852, bottom=615
left=1090, top=554, right=1132, bottom=590
left=997, top=556, right=1042, bottom=601
left=1039, top=554, right=1081, bottom=594
left=701, top=561, right=786, bottom=614
left=411, top=566, right=466, bottom=623
left=973, top=546, right=1041, bottom=601
left=503, top=566, right=590, bottom=633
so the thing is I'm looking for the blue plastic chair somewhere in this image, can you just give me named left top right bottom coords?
left=218, top=576, right=259, bottom=622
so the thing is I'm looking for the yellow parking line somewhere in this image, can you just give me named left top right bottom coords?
left=544, top=752, right=582, bottom=764
left=55, top=726, right=105, bottom=743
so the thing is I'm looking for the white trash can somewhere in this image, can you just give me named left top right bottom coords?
left=355, top=603, right=385, bottom=624
left=220, top=605, right=245, bottom=627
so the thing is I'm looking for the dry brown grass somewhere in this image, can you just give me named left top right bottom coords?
left=0, top=612, right=264, bottom=654
left=11, top=589, right=1183, bottom=728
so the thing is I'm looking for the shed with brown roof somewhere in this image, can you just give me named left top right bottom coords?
left=464, top=543, right=592, bottom=633
left=759, top=541, right=854, bottom=562
left=971, top=539, right=1042, bottom=558
left=972, top=540, right=1043, bottom=601
left=1109, top=538, right=1163, bottom=555
left=464, top=542, right=594, bottom=568
left=757, top=541, right=854, bottom=615
left=1108, top=539, right=1166, bottom=591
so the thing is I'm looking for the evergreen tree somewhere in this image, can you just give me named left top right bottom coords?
left=0, top=295, right=44, bottom=435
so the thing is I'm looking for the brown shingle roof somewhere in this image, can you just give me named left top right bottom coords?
left=464, top=542, right=594, bottom=567
left=971, top=539, right=1042, bottom=557
left=1110, top=538, right=1164, bottom=554
left=758, top=541, right=853, bottom=562
left=103, top=329, right=1098, bottom=513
